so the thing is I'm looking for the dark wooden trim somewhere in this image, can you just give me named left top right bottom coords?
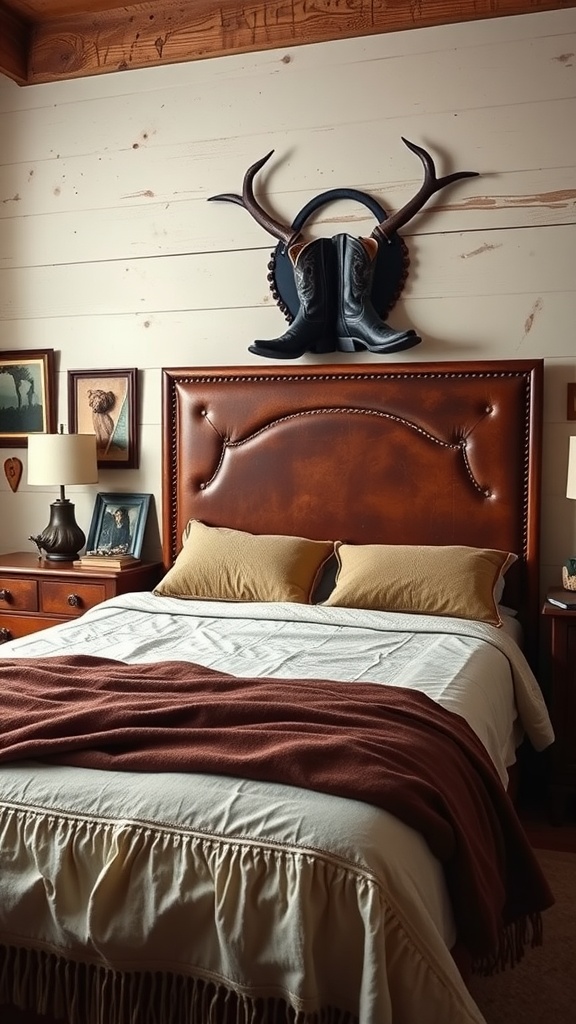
left=0, top=5, right=30, bottom=85
left=0, top=0, right=574, bottom=86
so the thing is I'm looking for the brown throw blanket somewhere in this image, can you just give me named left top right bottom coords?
left=0, top=654, right=553, bottom=972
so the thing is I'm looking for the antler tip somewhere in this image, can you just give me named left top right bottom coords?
left=206, top=192, right=242, bottom=205
left=248, top=151, right=276, bottom=176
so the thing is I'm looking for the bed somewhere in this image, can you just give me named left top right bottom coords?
left=0, top=358, right=555, bottom=1024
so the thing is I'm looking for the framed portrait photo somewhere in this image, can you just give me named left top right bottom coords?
left=86, top=493, right=152, bottom=558
left=0, top=349, right=56, bottom=447
left=68, top=368, right=138, bottom=469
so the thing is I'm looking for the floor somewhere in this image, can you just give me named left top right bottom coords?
left=517, top=774, right=576, bottom=852
left=521, top=809, right=576, bottom=852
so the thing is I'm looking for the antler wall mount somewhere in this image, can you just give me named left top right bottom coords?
left=208, top=139, right=479, bottom=360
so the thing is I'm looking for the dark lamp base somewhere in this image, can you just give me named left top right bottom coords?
left=43, top=551, right=79, bottom=562
left=30, top=499, right=86, bottom=563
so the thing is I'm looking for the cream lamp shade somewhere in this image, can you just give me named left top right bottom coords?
left=27, top=431, right=98, bottom=561
left=27, top=432, right=98, bottom=486
left=567, top=436, right=576, bottom=500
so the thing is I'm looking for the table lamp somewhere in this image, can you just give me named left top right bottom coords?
left=563, top=435, right=576, bottom=590
left=28, top=428, right=98, bottom=561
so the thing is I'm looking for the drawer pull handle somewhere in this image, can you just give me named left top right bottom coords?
left=67, top=594, right=81, bottom=607
left=0, top=627, right=12, bottom=643
left=0, top=589, right=11, bottom=602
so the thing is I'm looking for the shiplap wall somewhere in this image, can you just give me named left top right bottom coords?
left=0, top=8, right=575, bottom=591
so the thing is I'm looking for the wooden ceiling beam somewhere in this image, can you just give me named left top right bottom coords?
left=1, top=0, right=576, bottom=86
left=0, top=5, right=31, bottom=85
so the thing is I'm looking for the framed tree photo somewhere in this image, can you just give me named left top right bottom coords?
left=86, top=493, right=151, bottom=558
left=0, top=349, right=56, bottom=447
left=68, top=368, right=138, bottom=469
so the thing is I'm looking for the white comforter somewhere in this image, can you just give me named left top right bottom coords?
left=0, top=596, right=554, bottom=1024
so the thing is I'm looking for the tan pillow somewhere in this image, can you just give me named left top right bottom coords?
left=156, top=520, right=334, bottom=604
left=324, top=543, right=517, bottom=627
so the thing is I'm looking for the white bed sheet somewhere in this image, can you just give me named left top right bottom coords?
left=1, top=592, right=552, bottom=787
left=0, top=596, right=554, bottom=1024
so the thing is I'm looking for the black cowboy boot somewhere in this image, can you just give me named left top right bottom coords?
left=334, top=234, right=421, bottom=354
left=249, top=238, right=337, bottom=359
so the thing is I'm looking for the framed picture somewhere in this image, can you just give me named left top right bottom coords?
left=86, top=493, right=152, bottom=558
left=0, top=349, right=56, bottom=447
left=68, top=368, right=138, bottom=469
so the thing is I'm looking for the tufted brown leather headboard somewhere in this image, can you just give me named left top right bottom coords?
left=162, top=360, right=543, bottom=665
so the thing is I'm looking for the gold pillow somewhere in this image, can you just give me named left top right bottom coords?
left=324, top=543, right=517, bottom=627
left=155, top=521, right=334, bottom=604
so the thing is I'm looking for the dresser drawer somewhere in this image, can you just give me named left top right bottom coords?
left=0, top=576, right=38, bottom=612
left=1, top=614, right=64, bottom=643
left=0, top=554, right=163, bottom=643
left=39, top=580, right=108, bottom=617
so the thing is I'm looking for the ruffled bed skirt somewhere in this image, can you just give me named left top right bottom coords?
left=0, top=946, right=355, bottom=1024
left=0, top=770, right=490, bottom=1024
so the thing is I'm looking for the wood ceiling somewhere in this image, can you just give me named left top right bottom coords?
left=1, top=0, right=574, bottom=86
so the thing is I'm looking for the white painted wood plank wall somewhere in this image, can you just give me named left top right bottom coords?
left=0, top=9, right=575, bottom=593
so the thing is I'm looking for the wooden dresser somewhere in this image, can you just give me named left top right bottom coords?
left=0, top=551, right=164, bottom=644
left=542, top=589, right=576, bottom=824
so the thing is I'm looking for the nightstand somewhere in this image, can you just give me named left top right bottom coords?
left=542, top=590, right=576, bottom=824
left=0, top=551, right=164, bottom=644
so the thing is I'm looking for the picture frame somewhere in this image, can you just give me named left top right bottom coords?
left=86, top=493, right=152, bottom=558
left=0, top=349, right=56, bottom=447
left=68, top=368, right=138, bottom=469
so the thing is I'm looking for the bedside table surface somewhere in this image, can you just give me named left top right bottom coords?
left=0, top=551, right=163, bottom=577
left=542, top=587, right=576, bottom=615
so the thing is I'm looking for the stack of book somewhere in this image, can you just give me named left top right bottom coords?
left=74, top=554, right=141, bottom=571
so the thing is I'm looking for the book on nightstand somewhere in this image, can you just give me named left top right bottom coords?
left=73, top=554, right=141, bottom=571
left=546, top=587, right=576, bottom=610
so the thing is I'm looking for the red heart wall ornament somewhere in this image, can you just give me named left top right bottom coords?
left=4, top=457, right=23, bottom=492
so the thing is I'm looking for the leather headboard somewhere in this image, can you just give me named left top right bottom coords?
left=162, top=360, right=542, bottom=664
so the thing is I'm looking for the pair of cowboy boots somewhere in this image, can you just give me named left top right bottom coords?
left=248, top=235, right=421, bottom=360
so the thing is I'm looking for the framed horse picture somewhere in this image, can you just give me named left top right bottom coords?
left=0, top=349, right=56, bottom=447
left=68, top=368, right=139, bottom=469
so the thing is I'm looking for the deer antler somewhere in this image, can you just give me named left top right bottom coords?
left=208, top=151, right=300, bottom=247
left=371, top=139, right=479, bottom=243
